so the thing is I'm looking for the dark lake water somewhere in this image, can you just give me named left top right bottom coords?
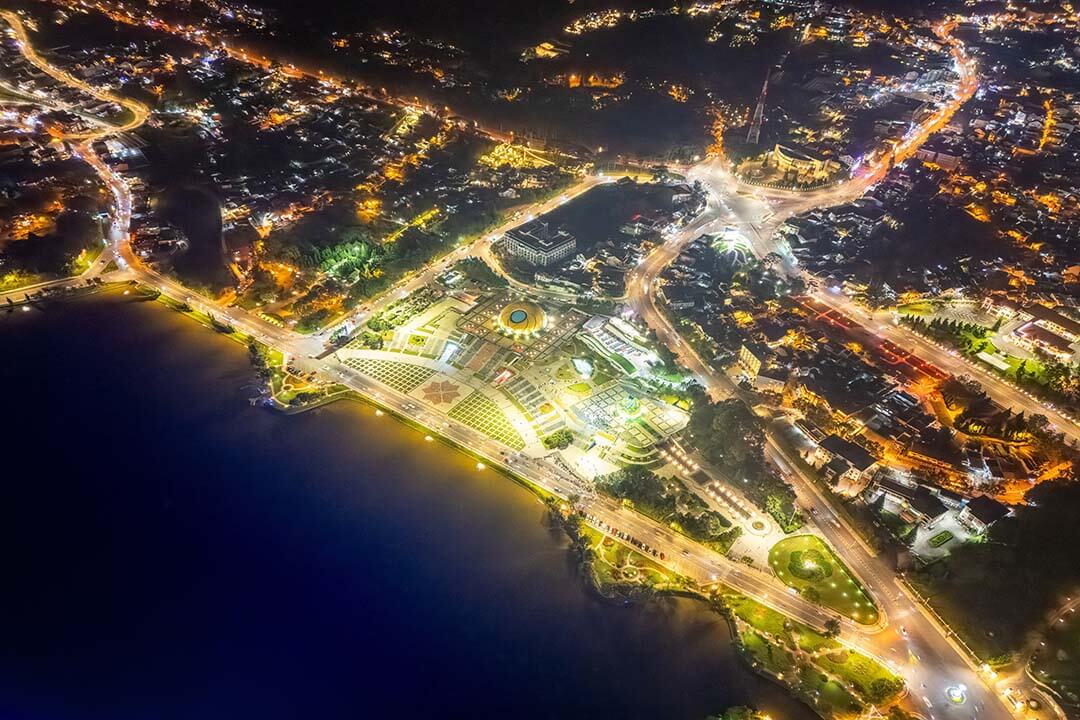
left=0, top=292, right=816, bottom=720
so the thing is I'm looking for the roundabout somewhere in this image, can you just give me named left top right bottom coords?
left=945, top=684, right=968, bottom=705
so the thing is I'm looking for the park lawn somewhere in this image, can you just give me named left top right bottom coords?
left=591, top=368, right=613, bottom=387
left=769, top=535, right=879, bottom=625
left=719, top=585, right=903, bottom=709
left=796, top=665, right=864, bottom=715
left=266, top=349, right=287, bottom=393
left=570, top=337, right=619, bottom=386
left=108, top=104, right=138, bottom=129
left=1002, top=355, right=1049, bottom=385
left=598, top=535, right=633, bottom=566
left=567, top=382, right=592, bottom=394
left=0, top=269, right=45, bottom=291
left=793, top=625, right=839, bottom=653
left=896, top=301, right=937, bottom=316
left=582, top=526, right=625, bottom=588
left=581, top=333, right=636, bottom=375
left=959, top=328, right=989, bottom=349
left=652, top=368, right=687, bottom=385
left=555, top=364, right=578, bottom=382
left=660, top=392, right=692, bottom=410
left=725, top=593, right=791, bottom=637
left=726, top=591, right=838, bottom=653
left=742, top=631, right=798, bottom=676
left=978, top=339, right=1000, bottom=355
left=585, top=527, right=671, bottom=587
left=69, top=245, right=103, bottom=275
left=591, top=554, right=622, bottom=587
left=816, top=648, right=903, bottom=703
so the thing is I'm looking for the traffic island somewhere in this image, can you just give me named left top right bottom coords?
left=769, top=535, right=880, bottom=625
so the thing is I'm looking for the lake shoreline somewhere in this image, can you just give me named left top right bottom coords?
left=4, top=289, right=820, bottom=716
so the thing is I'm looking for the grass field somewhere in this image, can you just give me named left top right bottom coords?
left=720, top=588, right=900, bottom=709
left=727, top=593, right=792, bottom=637
left=796, top=665, right=863, bottom=715
left=769, top=535, right=879, bottom=624
left=725, top=592, right=838, bottom=652
left=1001, top=354, right=1048, bottom=384
left=742, top=631, right=798, bottom=675
left=0, top=269, right=44, bottom=291
left=896, top=301, right=937, bottom=316
left=815, top=648, right=901, bottom=700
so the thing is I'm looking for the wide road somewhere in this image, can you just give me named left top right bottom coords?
left=811, top=289, right=1080, bottom=443
left=622, top=197, right=1020, bottom=720
left=0, top=10, right=148, bottom=138
left=0, top=10, right=151, bottom=296
left=4, top=8, right=1035, bottom=720
left=623, top=18, right=1054, bottom=720
left=42, top=15, right=907, bottom=679
left=14, top=5, right=863, bottom=661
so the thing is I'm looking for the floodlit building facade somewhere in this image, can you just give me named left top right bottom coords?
left=504, top=220, right=577, bottom=267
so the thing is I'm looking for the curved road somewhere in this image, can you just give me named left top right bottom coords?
left=623, top=19, right=1056, bottom=720
left=3, top=9, right=1041, bottom=720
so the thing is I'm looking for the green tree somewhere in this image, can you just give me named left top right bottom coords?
left=542, top=428, right=575, bottom=450
left=868, top=677, right=905, bottom=703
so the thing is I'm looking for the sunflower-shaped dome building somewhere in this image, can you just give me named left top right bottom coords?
left=497, top=300, right=546, bottom=338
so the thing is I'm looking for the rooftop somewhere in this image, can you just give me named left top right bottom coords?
left=965, top=494, right=1010, bottom=526
left=820, top=434, right=877, bottom=471
left=505, top=219, right=575, bottom=253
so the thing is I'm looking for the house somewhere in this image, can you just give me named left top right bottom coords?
left=958, top=495, right=1010, bottom=534
left=753, top=366, right=789, bottom=394
left=816, top=434, right=878, bottom=486
left=821, top=455, right=856, bottom=485
left=670, top=183, right=695, bottom=204
left=871, top=477, right=949, bottom=527
left=982, top=297, right=1080, bottom=361
left=738, top=342, right=771, bottom=378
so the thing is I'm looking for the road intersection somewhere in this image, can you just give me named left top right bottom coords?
left=0, top=9, right=1060, bottom=720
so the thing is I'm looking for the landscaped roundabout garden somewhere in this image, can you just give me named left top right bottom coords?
left=769, top=535, right=879, bottom=625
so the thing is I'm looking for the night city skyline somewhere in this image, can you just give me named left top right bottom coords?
left=2, top=1, right=1079, bottom=719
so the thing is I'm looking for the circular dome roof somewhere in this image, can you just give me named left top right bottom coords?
left=498, top=301, right=546, bottom=336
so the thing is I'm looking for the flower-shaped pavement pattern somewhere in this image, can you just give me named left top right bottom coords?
left=420, top=379, right=462, bottom=406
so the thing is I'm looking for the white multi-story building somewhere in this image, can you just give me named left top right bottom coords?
left=504, top=220, right=577, bottom=267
